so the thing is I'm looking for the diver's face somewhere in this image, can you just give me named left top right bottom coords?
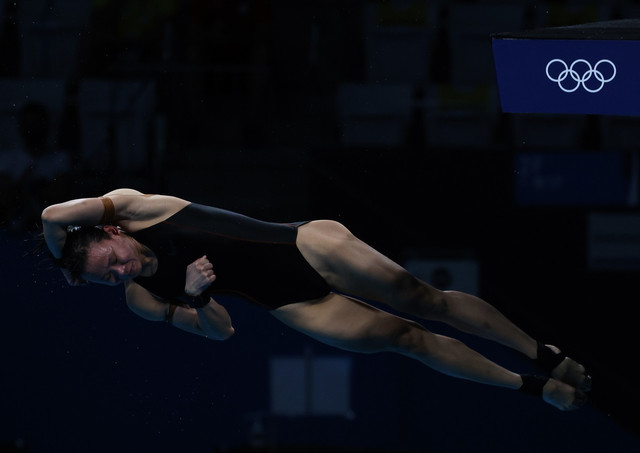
left=81, top=227, right=143, bottom=286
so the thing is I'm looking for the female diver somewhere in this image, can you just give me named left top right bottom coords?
left=41, top=188, right=590, bottom=411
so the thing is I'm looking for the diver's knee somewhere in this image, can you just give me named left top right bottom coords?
left=393, top=271, right=449, bottom=317
left=427, top=289, right=450, bottom=317
left=387, top=320, right=435, bottom=355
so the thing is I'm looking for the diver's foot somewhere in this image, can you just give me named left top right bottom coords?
left=520, top=375, right=587, bottom=411
left=542, top=378, right=588, bottom=411
left=542, top=343, right=592, bottom=391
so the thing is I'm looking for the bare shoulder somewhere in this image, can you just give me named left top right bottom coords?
left=104, top=188, right=190, bottom=232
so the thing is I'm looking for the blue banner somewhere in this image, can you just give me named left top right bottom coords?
left=493, top=39, right=640, bottom=116
left=514, top=151, right=633, bottom=206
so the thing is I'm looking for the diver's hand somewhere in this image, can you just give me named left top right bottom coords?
left=185, top=255, right=216, bottom=296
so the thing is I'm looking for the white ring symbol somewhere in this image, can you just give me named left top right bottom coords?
left=545, top=59, right=616, bottom=93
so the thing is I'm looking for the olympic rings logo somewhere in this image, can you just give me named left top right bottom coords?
left=545, top=59, right=616, bottom=93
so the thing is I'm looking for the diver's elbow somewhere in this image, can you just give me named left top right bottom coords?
left=212, top=326, right=235, bottom=341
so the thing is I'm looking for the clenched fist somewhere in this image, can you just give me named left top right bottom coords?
left=185, top=255, right=217, bottom=296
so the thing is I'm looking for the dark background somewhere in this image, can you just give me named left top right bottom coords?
left=1, top=1, right=639, bottom=452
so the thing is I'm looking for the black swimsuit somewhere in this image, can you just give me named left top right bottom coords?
left=131, top=203, right=331, bottom=309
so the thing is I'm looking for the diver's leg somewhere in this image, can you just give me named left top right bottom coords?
left=296, top=220, right=589, bottom=390
left=271, top=293, right=584, bottom=410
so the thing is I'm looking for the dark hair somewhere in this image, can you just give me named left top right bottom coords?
left=57, top=227, right=110, bottom=280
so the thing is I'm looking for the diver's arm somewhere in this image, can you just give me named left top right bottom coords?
left=125, top=281, right=235, bottom=340
left=41, top=189, right=189, bottom=258
left=41, top=197, right=107, bottom=259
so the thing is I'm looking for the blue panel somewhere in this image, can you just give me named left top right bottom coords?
left=493, top=39, right=640, bottom=116
left=514, top=151, right=631, bottom=205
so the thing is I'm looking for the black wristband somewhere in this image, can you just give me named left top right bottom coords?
left=519, top=375, right=548, bottom=397
left=180, top=292, right=211, bottom=309
left=536, top=341, right=566, bottom=373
